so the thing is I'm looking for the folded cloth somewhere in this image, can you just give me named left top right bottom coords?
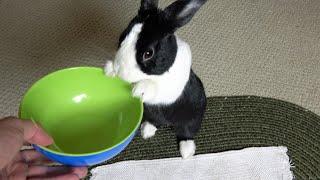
left=91, top=146, right=293, bottom=180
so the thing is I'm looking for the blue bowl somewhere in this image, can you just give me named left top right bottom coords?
left=33, top=133, right=136, bottom=166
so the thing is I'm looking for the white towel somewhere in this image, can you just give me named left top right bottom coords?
left=90, top=146, right=294, bottom=180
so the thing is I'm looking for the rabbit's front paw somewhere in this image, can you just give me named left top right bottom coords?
left=132, top=80, right=157, bottom=102
left=104, top=60, right=116, bottom=77
left=140, top=121, right=157, bottom=139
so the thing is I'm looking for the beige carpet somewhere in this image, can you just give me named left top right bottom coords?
left=0, top=0, right=320, bottom=116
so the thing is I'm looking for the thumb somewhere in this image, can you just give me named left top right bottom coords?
left=22, top=119, right=53, bottom=146
left=0, top=117, right=53, bottom=169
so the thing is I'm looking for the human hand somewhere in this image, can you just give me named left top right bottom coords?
left=0, top=117, right=87, bottom=180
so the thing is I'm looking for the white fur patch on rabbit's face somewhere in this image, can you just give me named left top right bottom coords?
left=113, top=23, right=148, bottom=83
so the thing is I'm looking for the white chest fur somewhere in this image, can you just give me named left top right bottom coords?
left=145, top=38, right=192, bottom=105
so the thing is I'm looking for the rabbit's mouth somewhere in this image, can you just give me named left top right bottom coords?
left=113, top=23, right=148, bottom=84
left=114, top=50, right=148, bottom=84
left=116, top=68, right=146, bottom=84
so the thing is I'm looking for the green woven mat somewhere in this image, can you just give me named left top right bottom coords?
left=88, top=96, right=320, bottom=180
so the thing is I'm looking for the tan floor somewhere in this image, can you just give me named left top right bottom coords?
left=0, top=0, right=320, bottom=116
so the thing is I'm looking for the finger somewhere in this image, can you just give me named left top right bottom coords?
left=0, top=117, right=25, bottom=168
left=7, top=162, right=28, bottom=180
left=27, top=166, right=87, bottom=178
left=27, top=166, right=69, bottom=177
left=20, top=149, right=53, bottom=164
left=22, top=120, right=53, bottom=146
left=0, top=117, right=52, bottom=169
left=72, top=167, right=88, bottom=178
left=28, top=173, right=80, bottom=180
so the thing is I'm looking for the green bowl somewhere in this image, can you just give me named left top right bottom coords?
left=19, top=67, right=143, bottom=166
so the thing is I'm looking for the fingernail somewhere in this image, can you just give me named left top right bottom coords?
left=72, top=167, right=88, bottom=178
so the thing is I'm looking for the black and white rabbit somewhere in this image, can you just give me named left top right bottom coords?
left=105, top=0, right=207, bottom=158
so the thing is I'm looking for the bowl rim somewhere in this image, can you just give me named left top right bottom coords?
left=19, top=66, right=144, bottom=157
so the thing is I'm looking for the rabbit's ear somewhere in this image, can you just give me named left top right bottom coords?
left=164, top=0, right=207, bottom=31
left=139, top=0, right=159, bottom=15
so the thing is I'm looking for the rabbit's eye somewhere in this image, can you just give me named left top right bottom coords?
left=143, top=49, right=154, bottom=61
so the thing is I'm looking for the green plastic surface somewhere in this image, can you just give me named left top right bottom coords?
left=19, top=67, right=143, bottom=155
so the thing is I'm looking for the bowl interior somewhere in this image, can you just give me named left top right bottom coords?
left=20, top=67, right=143, bottom=155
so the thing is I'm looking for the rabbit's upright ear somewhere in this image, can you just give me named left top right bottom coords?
left=139, top=0, right=159, bottom=15
left=164, top=0, right=207, bottom=31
